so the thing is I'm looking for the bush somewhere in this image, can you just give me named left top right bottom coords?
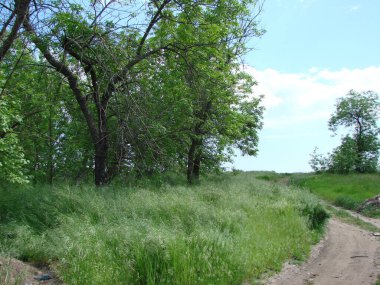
left=300, top=203, right=330, bottom=230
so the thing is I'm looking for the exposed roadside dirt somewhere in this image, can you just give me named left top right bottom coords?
left=0, top=257, right=63, bottom=285
left=266, top=218, right=380, bottom=285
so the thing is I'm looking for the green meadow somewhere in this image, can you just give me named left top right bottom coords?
left=0, top=173, right=328, bottom=284
left=289, top=173, right=380, bottom=217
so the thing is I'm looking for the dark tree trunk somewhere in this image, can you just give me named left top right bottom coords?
left=355, top=119, right=364, bottom=173
left=187, top=138, right=202, bottom=184
left=193, top=153, right=201, bottom=181
left=187, top=139, right=196, bottom=183
left=48, top=107, right=54, bottom=185
left=94, top=104, right=109, bottom=185
left=95, top=145, right=107, bottom=185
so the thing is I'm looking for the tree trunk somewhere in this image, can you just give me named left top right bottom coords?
left=193, top=153, right=201, bottom=181
left=187, top=139, right=196, bottom=183
left=94, top=104, right=109, bottom=185
left=47, top=106, right=54, bottom=185
left=95, top=145, right=107, bottom=185
left=187, top=138, right=201, bottom=184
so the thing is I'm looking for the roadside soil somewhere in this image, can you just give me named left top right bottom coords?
left=0, top=257, right=63, bottom=285
left=266, top=218, right=380, bottom=285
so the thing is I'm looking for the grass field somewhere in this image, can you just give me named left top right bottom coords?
left=0, top=173, right=328, bottom=285
left=288, top=173, right=380, bottom=217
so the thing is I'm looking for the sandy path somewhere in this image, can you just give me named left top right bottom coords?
left=267, top=218, right=380, bottom=285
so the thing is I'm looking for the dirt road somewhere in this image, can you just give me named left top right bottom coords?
left=267, top=218, right=380, bottom=285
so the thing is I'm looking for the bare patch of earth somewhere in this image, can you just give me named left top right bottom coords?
left=0, top=257, right=63, bottom=285
left=265, top=218, right=380, bottom=285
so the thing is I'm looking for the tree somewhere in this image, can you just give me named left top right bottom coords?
left=21, top=0, right=264, bottom=185
left=309, top=147, right=330, bottom=173
left=310, top=90, right=380, bottom=174
left=329, top=90, right=380, bottom=173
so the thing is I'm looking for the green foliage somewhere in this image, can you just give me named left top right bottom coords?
left=328, top=90, right=380, bottom=134
left=328, top=136, right=358, bottom=174
left=0, top=43, right=93, bottom=184
left=309, top=147, right=330, bottom=173
left=0, top=173, right=326, bottom=284
left=0, top=68, right=29, bottom=184
left=0, top=131, right=28, bottom=184
left=301, top=203, right=330, bottom=231
left=0, top=0, right=265, bottom=184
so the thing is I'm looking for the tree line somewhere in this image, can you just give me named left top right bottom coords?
left=0, top=0, right=265, bottom=185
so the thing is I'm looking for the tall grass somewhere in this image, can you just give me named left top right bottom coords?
left=0, top=173, right=327, bottom=284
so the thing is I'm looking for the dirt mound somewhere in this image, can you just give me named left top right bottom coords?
left=357, top=194, right=380, bottom=213
left=0, top=257, right=63, bottom=285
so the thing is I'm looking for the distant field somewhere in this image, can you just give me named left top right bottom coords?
left=289, top=173, right=380, bottom=217
left=0, top=173, right=327, bottom=285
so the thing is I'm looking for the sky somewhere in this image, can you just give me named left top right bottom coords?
left=230, top=0, right=380, bottom=173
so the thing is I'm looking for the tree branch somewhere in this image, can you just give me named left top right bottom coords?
left=23, top=19, right=99, bottom=144
left=136, top=0, right=171, bottom=56
left=0, top=0, right=31, bottom=62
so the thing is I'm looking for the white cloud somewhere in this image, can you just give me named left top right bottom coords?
left=350, top=5, right=360, bottom=11
left=244, top=65, right=380, bottom=129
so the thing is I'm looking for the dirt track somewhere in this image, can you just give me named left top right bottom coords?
left=267, top=218, right=380, bottom=285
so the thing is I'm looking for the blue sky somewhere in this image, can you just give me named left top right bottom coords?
left=230, top=0, right=380, bottom=173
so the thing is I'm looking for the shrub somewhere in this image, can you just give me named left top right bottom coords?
left=300, top=203, right=330, bottom=230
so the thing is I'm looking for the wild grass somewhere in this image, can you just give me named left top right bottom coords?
left=0, top=173, right=328, bottom=284
left=289, top=173, right=380, bottom=217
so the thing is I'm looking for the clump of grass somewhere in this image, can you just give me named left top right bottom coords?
left=334, top=196, right=359, bottom=210
left=0, top=173, right=327, bottom=284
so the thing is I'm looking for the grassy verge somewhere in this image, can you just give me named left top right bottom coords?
left=0, top=173, right=328, bottom=285
left=324, top=205, right=379, bottom=232
left=288, top=173, right=380, bottom=217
